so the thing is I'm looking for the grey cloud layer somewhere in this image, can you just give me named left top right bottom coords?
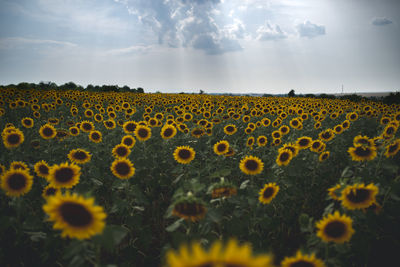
left=372, top=17, right=393, bottom=26
left=297, top=21, right=326, bottom=38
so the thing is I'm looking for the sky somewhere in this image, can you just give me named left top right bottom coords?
left=0, top=0, right=399, bottom=94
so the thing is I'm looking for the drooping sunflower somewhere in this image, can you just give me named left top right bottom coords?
left=276, top=149, right=293, bottom=166
left=161, top=124, right=177, bottom=140
left=281, top=251, right=326, bottom=267
left=316, top=211, right=354, bottom=243
left=328, top=184, right=341, bottom=200
left=88, top=130, right=102, bottom=143
left=42, top=192, right=106, bottom=239
left=211, top=184, right=237, bottom=198
left=296, top=136, right=313, bottom=149
left=110, top=158, right=135, bottom=179
left=224, top=124, right=237, bottom=135
left=68, top=149, right=92, bottom=164
left=1, top=169, right=33, bottom=197
left=384, top=139, right=400, bottom=158
left=348, top=144, right=377, bottom=161
left=173, top=146, right=196, bottom=164
left=172, top=195, right=207, bottom=222
left=340, top=183, right=378, bottom=210
left=3, top=128, right=25, bottom=148
left=213, top=140, right=230, bottom=155
left=257, top=135, right=268, bottom=147
left=112, top=144, right=131, bottom=159
left=39, top=124, right=57, bottom=139
left=47, top=162, right=81, bottom=188
left=258, top=183, right=279, bottom=204
left=80, top=121, right=95, bottom=133
left=134, top=125, right=152, bottom=141
left=319, top=151, right=330, bottom=162
left=34, top=160, right=50, bottom=178
left=239, top=155, right=264, bottom=175
left=21, top=117, right=34, bottom=128
left=42, top=184, right=59, bottom=199
left=121, top=135, right=136, bottom=148
left=165, top=239, right=273, bottom=267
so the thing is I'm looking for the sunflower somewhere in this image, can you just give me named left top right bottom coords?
left=213, top=140, right=230, bottom=155
left=110, top=158, right=135, bottom=179
left=272, top=138, right=282, bottom=146
left=224, top=147, right=235, bottom=157
left=161, top=125, right=177, bottom=140
left=10, top=161, right=29, bottom=171
left=103, top=119, right=116, bottom=130
left=348, top=145, right=377, bottom=161
left=211, top=186, right=237, bottom=198
left=246, top=136, right=255, bottom=147
left=384, top=139, right=400, bottom=157
left=318, top=129, right=335, bottom=142
left=88, top=130, right=102, bottom=143
left=347, top=112, right=358, bottom=121
left=319, top=151, right=330, bottom=162
left=353, top=135, right=374, bottom=147
left=69, top=126, right=80, bottom=136
left=42, top=192, right=106, bottom=239
left=328, top=184, right=341, bottom=200
left=281, top=251, right=326, bottom=267
left=340, top=183, right=378, bottom=210
left=21, top=117, right=34, bottom=128
left=224, top=124, right=237, bottom=135
left=34, top=160, right=50, bottom=178
left=121, top=135, right=136, bottom=148
left=276, top=149, right=293, bottom=166
left=0, top=164, right=5, bottom=177
left=165, top=239, right=273, bottom=267
left=316, top=211, right=354, bottom=243
left=47, top=162, right=81, bottom=188
left=333, top=124, right=343, bottom=134
left=191, top=128, right=205, bottom=138
left=39, top=124, right=57, bottom=139
left=134, top=125, right=152, bottom=141
left=42, top=185, right=59, bottom=199
left=80, top=121, right=95, bottom=133
left=1, top=169, right=33, bottom=197
left=296, top=136, right=313, bottom=149
left=383, top=124, right=397, bottom=138
left=68, top=149, right=92, bottom=164
left=112, top=144, right=131, bottom=159
left=257, top=135, right=268, bottom=147
left=239, top=156, right=264, bottom=175
left=280, top=143, right=299, bottom=157
left=173, top=146, right=196, bottom=164
left=3, top=128, right=24, bottom=148
left=258, top=183, right=279, bottom=204
left=172, top=196, right=206, bottom=222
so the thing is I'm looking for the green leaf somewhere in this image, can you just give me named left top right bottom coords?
left=166, top=218, right=184, bottom=232
left=93, top=225, right=129, bottom=251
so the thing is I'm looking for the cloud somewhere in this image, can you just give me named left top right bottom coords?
left=256, top=23, right=287, bottom=41
left=115, top=0, right=242, bottom=55
left=296, top=21, right=326, bottom=38
left=372, top=17, right=393, bottom=26
left=0, top=37, right=77, bottom=49
left=107, top=45, right=152, bottom=55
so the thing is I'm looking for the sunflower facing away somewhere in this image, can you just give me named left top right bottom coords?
left=47, top=162, right=81, bottom=188
left=316, top=211, right=354, bottom=243
left=172, top=195, right=207, bottom=222
left=239, top=156, right=264, bottom=175
left=43, top=192, right=106, bottom=239
left=110, top=158, right=135, bottom=179
left=348, top=144, right=377, bottom=161
left=68, top=149, right=92, bottom=164
left=165, top=239, right=273, bottom=267
left=213, top=140, right=230, bottom=155
left=258, top=183, right=279, bottom=204
left=340, top=183, right=378, bottom=210
left=1, top=169, right=33, bottom=197
left=173, top=146, right=196, bottom=164
left=281, top=251, right=326, bottom=267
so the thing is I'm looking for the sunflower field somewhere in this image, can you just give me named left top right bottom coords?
left=1, top=87, right=400, bottom=267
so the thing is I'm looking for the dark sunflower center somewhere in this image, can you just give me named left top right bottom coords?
left=312, top=142, right=321, bottom=149
left=125, top=123, right=136, bottom=132
left=354, top=147, right=372, bottom=157
left=247, top=139, right=254, bottom=145
left=39, top=165, right=49, bottom=174
left=322, top=154, right=328, bottom=160
left=178, top=149, right=191, bottom=159
left=289, top=260, right=315, bottom=267
left=123, top=138, right=133, bottom=146
left=138, top=128, right=149, bottom=138
left=217, top=143, right=227, bottom=152
left=299, top=139, right=310, bottom=146
left=386, top=127, right=394, bottom=135
left=343, top=122, right=349, bottom=127
left=245, top=160, right=258, bottom=171
left=322, top=132, right=331, bottom=139
left=193, top=129, right=203, bottom=135
left=106, top=121, right=113, bottom=127
left=324, top=221, right=346, bottom=238
left=43, top=127, right=55, bottom=137
left=346, top=189, right=371, bottom=203
left=281, top=127, right=288, bottom=133
left=226, top=126, right=234, bottom=132
left=388, top=143, right=399, bottom=153
left=292, top=120, right=298, bottom=126
left=263, top=187, right=274, bottom=198
left=71, top=128, right=78, bottom=134
left=335, top=126, right=342, bottom=132
left=279, top=152, right=290, bottom=162
left=7, top=134, right=21, bottom=144
left=163, top=128, right=173, bottom=137
left=74, top=151, right=88, bottom=160
left=55, top=168, right=74, bottom=183
left=8, top=173, right=27, bottom=190
left=115, top=162, right=130, bottom=175
left=59, top=202, right=93, bottom=227
left=116, top=146, right=128, bottom=156
left=358, top=139, right=369, bottom=145
left=45, top=188, right=57, bottom=196
left=91, top=132, right=100, bottom=140
left=174, top=203, right=205, bottom=216
left=273, top=132, right=280, bottom=138
left=82, top=123, right=92, bottom=131
left=350, top=114, right=356, bottom=119
left=23, top=119, right=32, bottom=126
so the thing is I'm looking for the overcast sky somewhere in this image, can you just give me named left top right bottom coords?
left=0, top=0, right=399, bottom=94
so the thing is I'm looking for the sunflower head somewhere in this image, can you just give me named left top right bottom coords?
left=112, top=144, right=131, bottom=159
left=213, top=140, right=230, bottom=155
left=328, top=184, right=342, bottom=200
left=316, top=211, right=354, bottom=243
left=353, top=135, right=374, bottom=147
left=173, top=146, right=196, bottom=164
left=110, top=158, right=135, bottom=179
left=68, top=149, right=92, bottom=164
left=1, top=169, right=33, bottom=197
left=171, top=195, right=207, bottom=222
left=40, top=124, right=57, bottom=139
left=319, top=151, right=330, bottom=162
left=42, top=185, right=59, bottom=199
left=121, top=135, right=136, bottom=148
left=21, top=117, right=34, bottom=128
left=134, top=125, right=152, bottom=141
left=340, top=183, right=379, bottom=210
left=257, top=135, right=268, bottom=147
left=296, top=136, right=313, bottom=149
left=276, top=149, right=293, bottom=166
left=384, top=139, right=400, bottom=158
left=348, top=145, right=377, bottom=161
left=258, top=183, right=279, bottom=204
left=224, top=124, right=237, bottom=135
left=161, top=125, right=177, bottom=140
left=281, top=251, right=326, bottom=267
left=239, top=155, right=264, bottom=175
left=3, top=128, right=25, bottom=148
left=210, top=180, right=237, bottom=199
left=89, top=130, right=102, bottom=143
left=80, top=121, right=94, bottom=133
left=48, top=162, right=81, bottom=188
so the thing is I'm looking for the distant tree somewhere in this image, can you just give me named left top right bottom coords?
left=288, top=89, right=295, bottom=97
left=137, top=87, right=144, bottom=93
left=305, top=94, right=316, bottom=98
left=339, top=94, right=363, bottom=102
left=199, top=90, right=204, bottom=94
left=86, top=84, right=94, bottom=91
left=319, top=93, right=336, bottom=99
left=383, top=92, right=400, bottom=105
left=263, top=94, right=273, bottom=97
left=121, top=85, right=130, bottom=92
